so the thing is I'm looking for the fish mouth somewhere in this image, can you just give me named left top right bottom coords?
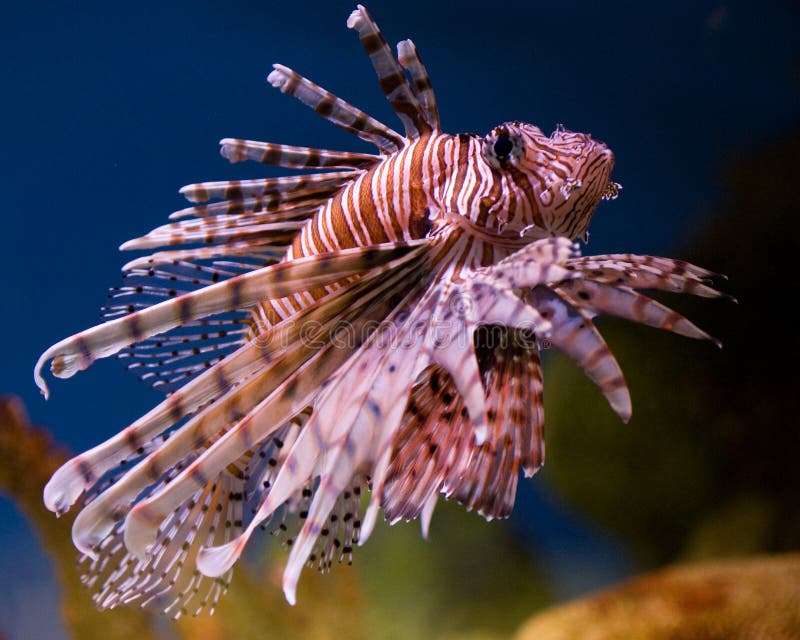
left=601, top=180, right=623, bottom=201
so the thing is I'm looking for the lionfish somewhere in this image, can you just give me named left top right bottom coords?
left=34, top=5, right=725, bottom=617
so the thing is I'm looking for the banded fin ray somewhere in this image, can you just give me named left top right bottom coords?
left=122, top=218, right=306, bottom=253
left=396, top=39, right=440, bottom=131
left=219, top=138, right=380, bottom=171
left=347, top=4, right=429, bottom=137
left=121, top=244, right=288, bottom=272
left=557, top=279, right=720, bottom=346
left=178, top=171, right=358, bottom=205
left=566, top=254, right=729, bottom=299
left=125, top=171, right=356, bottom=252
left=267, top=64, right=405, bottom=154
left=102, top=256, right=271, bottom=393
left=527, top=286, right=631, bottom=422
left=167, top=196, right=329, bottom=223
left=35, top=241, right=425, bottom=397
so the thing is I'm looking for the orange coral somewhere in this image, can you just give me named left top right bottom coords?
left=0, top=396, right=159, bottom=640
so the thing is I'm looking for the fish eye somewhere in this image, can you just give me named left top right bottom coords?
left=493, top=134, right=514, bottom=159
left=483, top=129, right=520, bottom=168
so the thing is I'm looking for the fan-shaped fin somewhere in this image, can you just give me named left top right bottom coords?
left=444, top=328, right=541, bottom=519
left=195, top=270, right=441, bottom=581
left=44, top=332, right=274, bottom=517
left=384, top=326, right=545, bottom=524
left=123, top=327, right=358, bottom=559
left=35, top=241, right=425, bottom=396
left=103, top=258, right=260, bottom=393
left=382, top=367, right=463, bottom=524
left=115, top=318, right=249, bottom=394
left=42, top=247, right=426, bottom=518
left=120, top=258, right=427, bottom=557
left=82, top=465, right=242, bottom=618
left=218, top=236, right=576, bottom=576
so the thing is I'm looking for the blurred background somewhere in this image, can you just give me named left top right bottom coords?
left=1, top=1, right=798, bottom=638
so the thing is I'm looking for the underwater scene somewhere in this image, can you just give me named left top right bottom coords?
left=1, top=1, right=798, bottom=638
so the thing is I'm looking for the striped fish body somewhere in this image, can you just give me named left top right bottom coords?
left=261, top=134, right=441, bottom=325
left=274, top=126, right=614, bottom=321
left=34, top=4, right=726, bottom=616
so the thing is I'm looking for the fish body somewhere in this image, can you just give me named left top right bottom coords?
left=34, top=5, right=724, bottom=616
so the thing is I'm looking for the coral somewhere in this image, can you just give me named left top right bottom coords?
left=514, top=554, right=800, bottom=640
left=0, top=396, right=159, bottom=640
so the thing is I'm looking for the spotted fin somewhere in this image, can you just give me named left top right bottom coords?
left=103, top=257, right=261, bottom=394
left=82, top=464, right=243, bottom=618
left=384, top=327, right=545, bottom=524
left=35, top=241, right=425, bottom=397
